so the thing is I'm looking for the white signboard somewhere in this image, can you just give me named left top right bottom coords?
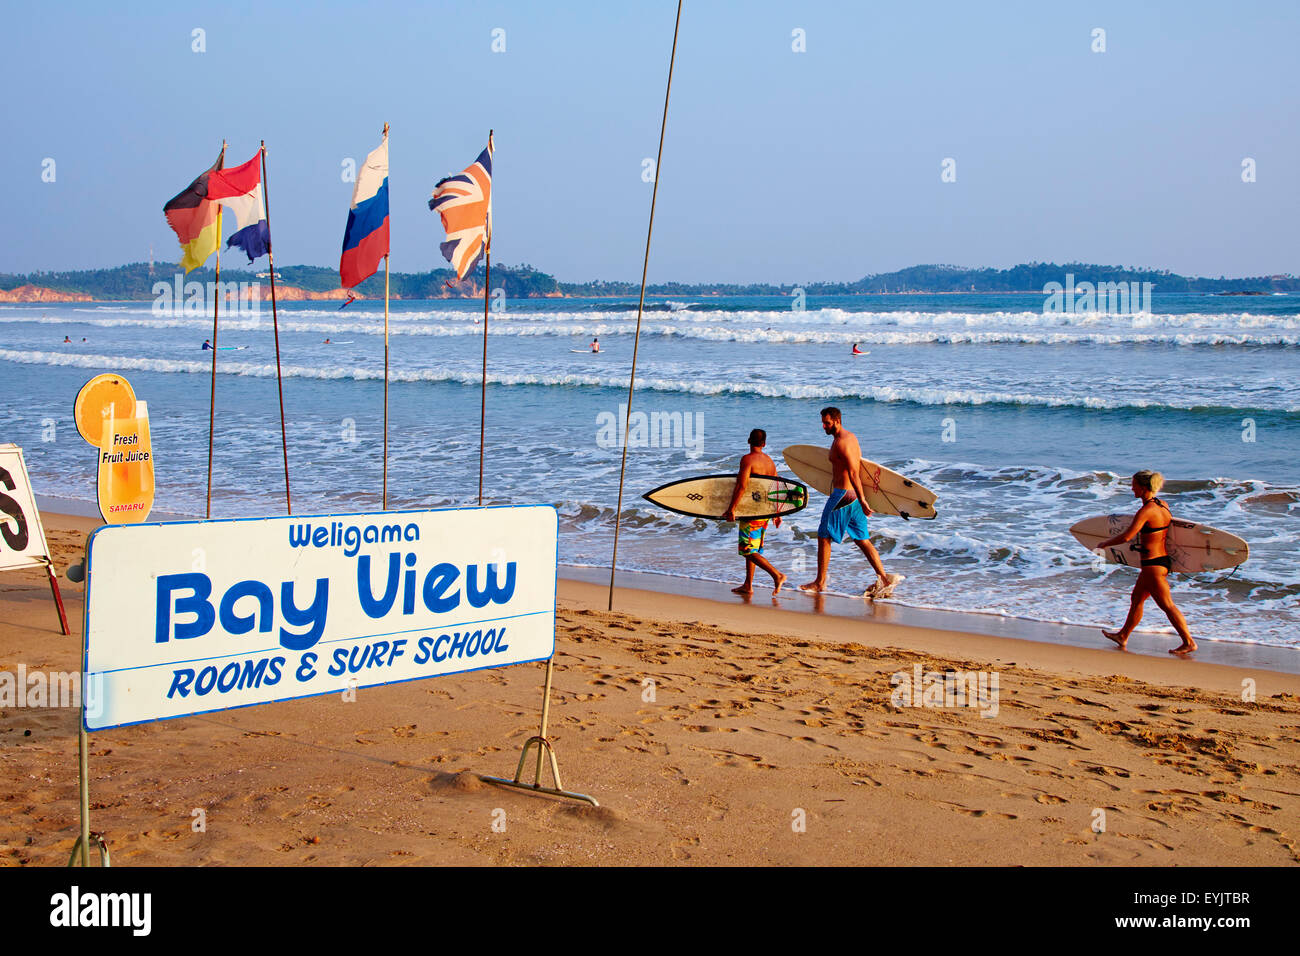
left=0, top=444, right=53, bottom=573
left=83, top=506, right=557, bottom=731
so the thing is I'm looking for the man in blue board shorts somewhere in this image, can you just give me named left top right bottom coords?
left=800, top=407, right=902, bottom=600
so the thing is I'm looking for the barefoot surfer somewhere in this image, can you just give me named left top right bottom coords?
left=1096, top=470, right=1196, bottom=656
left=723, top=429, right=786, bottom=595
left=800, top=407, right=900, bottom=599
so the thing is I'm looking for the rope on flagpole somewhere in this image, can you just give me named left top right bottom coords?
left=260, top=141, right=291, bottom=514
left=607, top=0, right=682, bottom=612
left=206, top=141, right=227, bottom=520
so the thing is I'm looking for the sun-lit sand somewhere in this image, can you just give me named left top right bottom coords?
left=2, top=513, right=1297, bottom=866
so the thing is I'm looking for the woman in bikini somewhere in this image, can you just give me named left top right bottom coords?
left=1095, top=470, right=1196, bottom=656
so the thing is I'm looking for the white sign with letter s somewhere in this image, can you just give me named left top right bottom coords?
left=0, top=444, right=53, bottom=573
left=83, top=506, right=557, bottom=731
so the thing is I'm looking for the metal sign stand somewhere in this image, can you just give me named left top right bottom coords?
left=69, top=598, right=109, bottom=866
left=45, top=557, right=70, bottom=635
left=480, top=658, right=598, bottom=807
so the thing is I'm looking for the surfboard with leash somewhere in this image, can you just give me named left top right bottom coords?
left=781, top=445, right=937, bottom=520
left=643, top=474, right=808, bottom=521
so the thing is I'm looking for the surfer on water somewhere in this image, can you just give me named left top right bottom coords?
left=1096, top=470, right=1196, bottom=656
left=723, top=428, right=786, bottom=595
left=591, top=337, right=600, bottom=353
left=852, top=343, right=864, bottom=355
left=800, top=407, right=901, bottom=599
left=202, top=339, right=212, bottom=350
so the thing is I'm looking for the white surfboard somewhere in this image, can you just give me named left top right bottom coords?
left=643, top=474, right=808, bottom=521
left=1070, top=514, right=1249, bottom=573
left=782, top=445, right=937, bottom=520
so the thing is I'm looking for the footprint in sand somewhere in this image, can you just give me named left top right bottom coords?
left=659, top=765, right=690, bottom=785
left=1068, top=759, right=1130, bottom=778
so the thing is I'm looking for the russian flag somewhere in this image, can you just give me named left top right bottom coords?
left=207, top=152, right=271, bottom=263
left=340, top=136, right=390, bottom=289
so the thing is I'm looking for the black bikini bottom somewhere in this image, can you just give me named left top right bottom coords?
left=1141, top=555, right=1173, bottom=571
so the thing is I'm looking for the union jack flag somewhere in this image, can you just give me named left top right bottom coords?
left=429, top=136, right=493, bottom=281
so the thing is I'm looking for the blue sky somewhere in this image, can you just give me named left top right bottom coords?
left=2, top=0, right=1296, bottom=283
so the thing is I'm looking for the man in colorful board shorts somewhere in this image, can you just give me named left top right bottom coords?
left=800, top=407, right=902, bottom=600
left=738, top=517, right=770, bottom=558
left=723, top=428, right=787, bottom=595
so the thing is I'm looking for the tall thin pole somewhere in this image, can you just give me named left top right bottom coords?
left=205, top=141, right=227, bottom=520
left=77, top=631, right=89, bottom=865
left=479, top=243, right=489, bottom=506
left=260, top=141, right=291, bottom=514
left=478, top=129, right=494, bottom=508
left=608, top=1, right=682, bottom=611
left=382, top=122, right=390, bottom=512
left=383, top=253, right=390, bottom=510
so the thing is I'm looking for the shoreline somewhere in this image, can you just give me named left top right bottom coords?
left=566, top=566, right=1300, bottom=677
left=37, top=497, right=1300, bottom=677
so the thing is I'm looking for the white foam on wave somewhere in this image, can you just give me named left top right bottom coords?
left=4, top=306, right=1298, bottom=347
left=3, top=346, right=1297, bottom=413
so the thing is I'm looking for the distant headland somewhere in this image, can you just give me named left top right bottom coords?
left=1, top=261, right=1296, bottom=302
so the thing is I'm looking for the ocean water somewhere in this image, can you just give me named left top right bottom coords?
left=1, top=292, right=1296, bottom=650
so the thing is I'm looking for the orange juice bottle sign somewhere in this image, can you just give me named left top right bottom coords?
left=97, top=402, right=155, bottom=523
left=74, top=374, right=155, bottom=524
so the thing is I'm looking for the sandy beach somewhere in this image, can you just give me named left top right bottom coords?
left=0, top=511, right=1296, bottom=867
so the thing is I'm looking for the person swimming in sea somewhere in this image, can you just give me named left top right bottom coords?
left=202, top=339, right=212, bottom=350
left=63, top=336, right=71, bottom=343
left=1095, top=469, right=1196, bottom=656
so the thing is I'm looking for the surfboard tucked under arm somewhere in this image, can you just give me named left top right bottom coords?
left=782, top=444, right=938, bottom=520
left=643, top=474, right=808, bottom=521
left=1070, top=514, right=1249, bottom=573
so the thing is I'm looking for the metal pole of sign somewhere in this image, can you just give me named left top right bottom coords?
left=45, top=560, right=69, bottom=635
left=478, top=657, right=598, bottom=807
left=69, top=572, right=109, bottom=867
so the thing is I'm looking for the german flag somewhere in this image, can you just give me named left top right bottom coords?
left=163, top=148, right=226, bottom=272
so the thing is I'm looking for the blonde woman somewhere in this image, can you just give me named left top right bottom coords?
left=1095, top=470, right=1196, bottom=656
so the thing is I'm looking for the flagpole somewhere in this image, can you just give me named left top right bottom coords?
left=260, top=140, right=291, bottom=514
left=608, top=1, right=681, bottom=611
left=206, top=141, right=227, bottom=521
left=479, top=129, right=493, bottom=508
left=383, top=252, right=390, bottom=510
left=381, top=122, right=391, bottom=512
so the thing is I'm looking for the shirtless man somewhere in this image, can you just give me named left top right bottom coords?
left=800, top=407, right=901, bottom=599
left=723, top=428, right=786, bottom=595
